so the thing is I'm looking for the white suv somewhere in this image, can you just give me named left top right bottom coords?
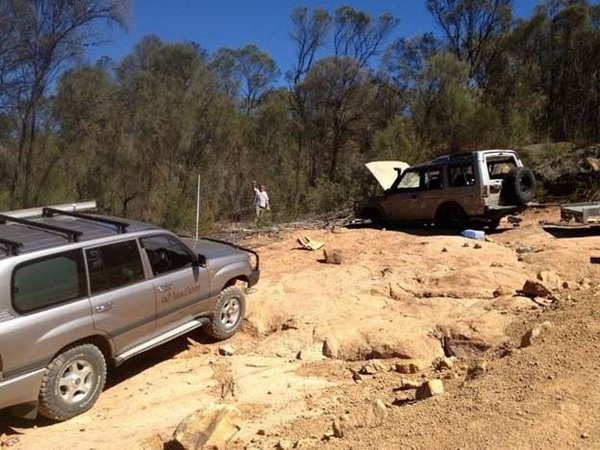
left=355, top=150, right=536, bottom=229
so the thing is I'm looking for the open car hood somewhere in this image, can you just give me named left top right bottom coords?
left=365, top=161, right=410, bottom=190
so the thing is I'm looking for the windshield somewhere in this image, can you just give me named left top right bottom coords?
left=397, top=171, right=420, bottom=189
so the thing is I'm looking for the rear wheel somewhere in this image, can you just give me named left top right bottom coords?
left=435, top=204, right=467, bottom=229
left=38, top=344, right=107, bottom=421
left=204, top=286, right=246, bottom=341
left=487, top=217, right=501, bottom=230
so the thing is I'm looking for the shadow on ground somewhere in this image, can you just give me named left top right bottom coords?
left=347, top=221, right=512, bottom=237
left=0, top=328, right=214, bottom=431
left=542, top=225, right=600, bottom=238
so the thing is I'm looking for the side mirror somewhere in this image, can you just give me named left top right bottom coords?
left=194, top=254, right=207, bottom=267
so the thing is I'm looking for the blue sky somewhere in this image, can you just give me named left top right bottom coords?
left=88, top=0, right=540, bottom=75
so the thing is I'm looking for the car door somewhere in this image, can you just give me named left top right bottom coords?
left=381, top=170, right=422, bottom=221
left=86, top=239, right=157, bottom=355
left=418, top=166, right=446, bottom=220
left=447, top=162, right=481, bottom=215
left=139, top=234, right=210, bottom=333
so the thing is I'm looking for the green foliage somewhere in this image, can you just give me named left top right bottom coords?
left=1, top=1, right=600, bottom=228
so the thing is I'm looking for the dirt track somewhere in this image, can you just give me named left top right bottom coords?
left=2, top=207, right=600, bottom=449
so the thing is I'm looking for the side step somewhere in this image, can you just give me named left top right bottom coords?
left=115, top=317, right=210, bottom=364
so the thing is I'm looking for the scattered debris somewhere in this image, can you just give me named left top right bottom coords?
left=516, top=245, right=536, bottom=255
left=395, top=378, right=421, bottom=390
left=322, top=337, right=340, bottom=358
left=473, top=243, right=483, bottom=249
left=359, top=360, right=389, bottom=375
left=493, top=285, right=514, bottom=298
left=433, top=356, right=455, bottom=371
left=394, top=359, right=429, bottom=374
left=297, top=235, right=324, bottom=251
left=331, top=225, right=345, bottom=234
left=466, top=360, right=488, bottom=379
left=415, top=379, right=445, bottom=400
left=520, top=321, right=553, bottom=348
left=276, top=438, right=293, bottom=450
left=281, top=317, right=300, bottom=330
left=349, top=368, right=364, bottom=383
left=441, top=247, right=448, bottom=253
left=462, top=229, right=486, bottom=240
left=218, top=344, right=236, bottom=356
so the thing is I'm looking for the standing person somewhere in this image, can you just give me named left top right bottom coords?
left=252, top=180, right=270, bottom=219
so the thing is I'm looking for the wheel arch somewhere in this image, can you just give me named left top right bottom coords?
left=50, top=334, right=115, bottom=368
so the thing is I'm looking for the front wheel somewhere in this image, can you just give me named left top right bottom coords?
left=204, top=286, right=246, bottom=341
left=38, top=344, right=107, bottom=421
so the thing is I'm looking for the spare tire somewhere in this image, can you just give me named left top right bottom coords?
left=502, top=167, right=536, bottom=205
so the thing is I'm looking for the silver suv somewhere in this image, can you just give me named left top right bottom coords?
left=355, top=149, right=536, bottom=229
left=0, top=204, right=259, bottom=420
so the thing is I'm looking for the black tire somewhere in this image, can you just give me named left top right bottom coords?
left=204, top=286, right=246, bottom=341
left=38, top=344, right=107, bottom=421
left=487, top=217, right=501, bottom=230
left=435, top=203, right=467, bottom=229
left=502, top=167, right=536, bottom=205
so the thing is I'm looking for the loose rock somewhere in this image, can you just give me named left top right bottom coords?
left=433, top=356, right=454, bottom=370
left=359, top=360, right=389, bottom=375
left=397, top=378, right=421, bottom=390
left=493, top=286, right=513, bottom=298
left=276, top=439, right=293, bottom=450
left=521, top=280, right=553, bottom=299
left=323, top=249, right=343, bottom=264
left=415, top=379, right=445, bottom=400
left=466, top=360, right=487, bottom=379
left=394, top=359, right=429, bottom=374
left=169, top=404, right=241, bottom=450
left=520, top=321, right=553, bottom=348
left=218, top=344, right=236, bottom=356
left=537, top=269, right=562, bottom=289
left=322, top=337, right=340, bottom=358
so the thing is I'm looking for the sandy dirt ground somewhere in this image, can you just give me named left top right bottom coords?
left=1, top=207, right=600, bottom=449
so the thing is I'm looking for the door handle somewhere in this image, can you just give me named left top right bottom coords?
left=157, top=283, right=173, bottom=293
left=94, top=301, right=114, bottom=313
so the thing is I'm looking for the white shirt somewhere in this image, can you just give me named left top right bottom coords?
left=254, top=188, right=269, bottom=208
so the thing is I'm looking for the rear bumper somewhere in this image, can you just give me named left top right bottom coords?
left=248, top=269, right=260, bottom=287
left=0, top=368, right=44, bottom=411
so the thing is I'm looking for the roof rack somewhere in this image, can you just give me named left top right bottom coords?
left=42, top=207, right=129, bottom=234
left=0, top=237, right=23, bottom=255
left=0, top=214, right=82, bottom=242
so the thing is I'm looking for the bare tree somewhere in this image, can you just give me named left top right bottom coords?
left=333, top=6, right=399, bottom=68
left=288, top=7, right=332, bottom=86
left=426, top=0, right=512, bottom=81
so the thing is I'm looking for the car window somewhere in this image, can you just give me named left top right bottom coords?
left=397, top=171, right=421, bottom=189
left=487, top=157, right=517, bottom=180
left=86, top=240, right=145, bottom=295
left=12, top=250, right=86, bottom=313
left=449, top=163, right=476, bottom=187
left=421, top=168, right=443, bottom=190
left=140, top=235, right=194, bottom=276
